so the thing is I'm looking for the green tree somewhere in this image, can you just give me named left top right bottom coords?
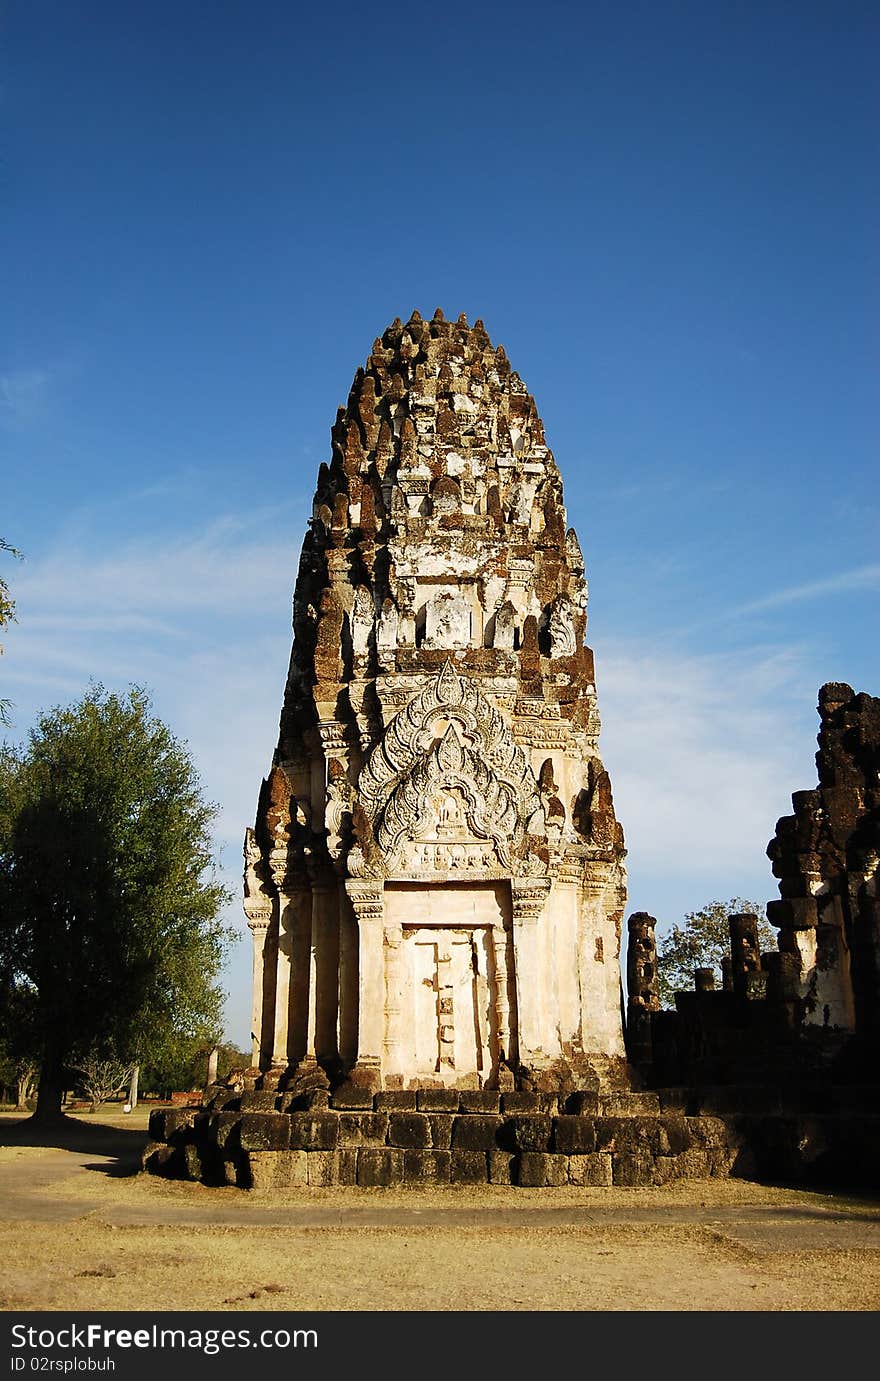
left=0, top=684, right=234, bottom=1122
left=656, top=898, right=775, bottom=1008
left=0, top=537, right=23, bottom=728
left=140, top=1037, right=250, bottom=1099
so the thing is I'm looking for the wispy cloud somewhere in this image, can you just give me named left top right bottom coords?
left=731, top=564, right=880, bottom=616
left=2, top=517, right=828, bottom=1041
left=597, top=639, right=816, bottom=898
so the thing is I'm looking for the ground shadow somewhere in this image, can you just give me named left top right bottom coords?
left=0, top=1112, right=148, bottom=1177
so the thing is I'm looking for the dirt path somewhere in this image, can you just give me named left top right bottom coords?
left=2, top=1111, right=878, bottom=1311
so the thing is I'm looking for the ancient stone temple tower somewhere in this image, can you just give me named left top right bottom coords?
left=243, top=309, right=627, bottom=1092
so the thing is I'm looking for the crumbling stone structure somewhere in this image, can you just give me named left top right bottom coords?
left=616, top=686, right=880, bottom=1186
left=767, top=682, right=880, bottom=1043
left=145, top=336, right=880, bottom=1191
left=241, top=309, right=627, bottom=1095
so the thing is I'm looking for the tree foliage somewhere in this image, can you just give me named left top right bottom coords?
left=656, top=898, right=775, bottom=1008
left=0, top=538, right=23, bottom=728
left=140, top=1038, right=250, bottom=1099
left=0, top=684, right=234, bottom=1119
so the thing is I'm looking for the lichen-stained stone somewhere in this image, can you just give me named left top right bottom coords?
left=375, top=1091, right=418, bottom=1111
left=243, top=312, right=627, bottom=1092
left=239, top=1090, right=279, bottom=1112
left=209, top=1112, right=242, bottom=1151
left=501, top=1116, right=553, bottom=1152
left=307, top=1151, right=341, bottom=1186
left=451, top=1114, right=503, bottom=1150
left=488, top=1150, right=515, bottom=1184
left=599, top=1092, right=660, bottom=1116
left=238, top=1113, right=290, bottom=1152
left=517, top=1152, right=568, bottom=1187
left=387, top=1113, right=432, bottom=1148
left=288, top=1113, right=339, bottom=1151
left=337, top=1149, right=359, bottom=1185
left=142, top=1141, right=178, bottom=1176
left=403, top=1150, right=452, bottom=1183
left=246, top=1150, right=308, bottom=1190
left=426, top=1114, right=454, bottom=1149
left=337, top=1112, right=389, bottom=1146
left=685, top=1116, right=733, bottom=1149
left=501, top=1092, right=559, bottom=1116
left=459, top=1090, right=501, bottom=1113
left=181, top=1144, right=203, bottom=1181
left=416, top=1090, right=460, bottom=1113
left=611, top=1152, right=655, bottom=1186
left=553, top=1116, right=597, bottom=1154
left=450, top=1150, right=489, bottom=1183
left=568, top=1153, right=613, bottom=1187
left=149, top=1108, right=199, bottom=1141
left=358, top=1148, right=404, bottom=1187
left=330, top=1085, right=375, bottom=1110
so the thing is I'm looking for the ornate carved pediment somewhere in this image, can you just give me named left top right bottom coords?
left=357, top=660, right=540, bottom=872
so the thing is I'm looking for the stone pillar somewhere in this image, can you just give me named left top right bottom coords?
left=436, top=939, right=455, bottom=1075
left=245, top=904, right=272, bottom=1068
left=721, top=955, right=733, bottom=992
left=383, top=919, right=405, bottom=1084
left=206, top=1047, right=219, bottom=1087
left=491, top=924, right=511, bottom=1065
left=302, top=877, right=337, bottom=1064
left=625, top=912, right=660, bottom=1065
left=694, top=968, right=715, bottom=993
left=729, top=913, right=762, bottom=998
left=338, top=886, right=360, bottom=1066
left=345, top=879, right=385, bottom=1087
left=511, top=879, right=551, bottom=1069
left=271, top=882, right=292, bottom=1067
left=310, top=877, right=340, bottom=1064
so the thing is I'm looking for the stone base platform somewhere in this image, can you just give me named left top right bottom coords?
left=142, top=1084, right=880, bottom=1190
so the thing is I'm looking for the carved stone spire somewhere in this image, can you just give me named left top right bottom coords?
left=247, top=314, right=627, bottom=1089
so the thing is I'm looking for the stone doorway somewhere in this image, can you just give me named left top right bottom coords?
left=384, top=882, right=513, bottom=1087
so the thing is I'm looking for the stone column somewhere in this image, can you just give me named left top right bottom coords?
left=491, top=925, right=511, bottom=1064
left=309, top=875, right=340, bottom=1064
left=244, top=905, right=272, bottom=1068
left=345, top=879, right=385, bottom=1087
left=338, top=886, right=360, bottom=1066
left=383, top=919, right=405, bottom=1084
left=510, top=878, right=551, bottom=1069
left=625, top=912, right=660, bottom=1066
left=304, top=878, right=330, bottom=1061
left=729, top=913, right=762, bottom=997
left=271, top=880, right=292, bottom=1067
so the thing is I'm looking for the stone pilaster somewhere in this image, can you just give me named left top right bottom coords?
left=271, top=888, right=292, bottom=1067
left=244, top=904, right=273, bottom=1069
left=345, top=879, right=385, bottom=1085
left=491, top=924, right=511, bottom=1065
left=383, top=919, right=404, bottom=1082
left=511, top=878, right=551, bottom=1068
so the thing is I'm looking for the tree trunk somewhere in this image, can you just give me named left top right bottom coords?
left=128, top=1064, right=139, bottom=1110
left=33, top=1058, right=66, bottom=1123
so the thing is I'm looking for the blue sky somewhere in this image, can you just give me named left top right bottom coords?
left=3, top=1, right=878, bottom=1045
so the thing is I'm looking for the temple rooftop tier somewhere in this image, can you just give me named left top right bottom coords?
left=243, top=308, right=627, bottom=1094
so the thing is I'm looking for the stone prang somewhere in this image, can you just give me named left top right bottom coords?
left=242, top=309, right=627, bottom=1094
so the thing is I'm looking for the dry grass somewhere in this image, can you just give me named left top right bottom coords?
left=1, top=1111, right=878, bottom=1312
